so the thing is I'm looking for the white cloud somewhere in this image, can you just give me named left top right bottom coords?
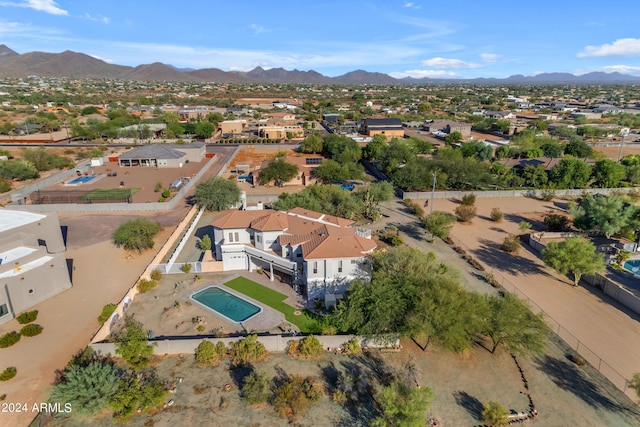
left=0, top=0, right=67, bottom=15
left=578, top=38, right=640, bottom=57
left=481, top=53, right=501, bottom=63
left=83, top=13, right=110, bottom=24
left=421, top=57, right=480, bottom=69
left=249, top=24, right=269, bottom=35
left=601, top=65, right=640, bottom=74
left=389, top=69, right=456, bottom=78
left=404, top=2, right=420, bottom=9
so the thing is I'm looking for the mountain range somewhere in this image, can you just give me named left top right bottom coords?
left=1, top=45, right=639, bottom=85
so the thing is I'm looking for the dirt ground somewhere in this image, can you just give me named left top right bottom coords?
left=45, top=335, right=640, bottom=427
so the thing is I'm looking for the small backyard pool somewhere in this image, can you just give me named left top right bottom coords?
left=623, top=259, right=640, bottom=274
left=68, top=175, right=96, bottom=185
left=191, top=286, right=262, bottom=323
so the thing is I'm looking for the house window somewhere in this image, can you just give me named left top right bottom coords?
left=228, top=232, right=234, bottom=243
left=0, top=304, right=8, bottom=317
left=234, top=232, right=239, bottom=242
left=158, top=159, right=168, bottom=166
left=338, top=260, right=343, bottom=273
left=351, top=260, right=357, bottom=264
left=256, top=234, right=262, bottom=243
left=313, top=261, right=318, bottom=274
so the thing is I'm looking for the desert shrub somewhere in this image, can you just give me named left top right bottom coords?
left=455, top=204, right=477, bottom=222
left=501, top=234, right=521, bottom=253
left=286, top=340, right=300, bottom=358
left=115, top=317, right=154, bottom=369
left=137, top=278, right=158, bottom=293
left=161, top=188, right=171, bottom=198
left=229, top=334, right=266, bottom=366
left=403, top=199, right=425, bottom=218
left=241, top=371, right=271, bottom=405
left=149, top=269, right=163, bottom=281
left=154, top=181, right=163, bottom=192
left=342, top=338, right=362, bottom=355
left=272, top=374, right=321, bottom=418
left=19, top=324, right=43, bottom=337
left=195, top=340, right=219, bottom=365
left=482, top=401, right=509, bottom=426
left=321, top=325, right=337, bottom=335
left=461, top=193, right=476, bottom=205
left=568, top=353, right=586, bottom=366
left=112, top=218, right=162, bottom=252
left=423, top=211, right=456, bottom=239
left=98, top=304, right=117, bottom=323
left=181, top=263, right=192, bottom=274
left=216, top=341, right=227, bottom=357
left=543, top=213, right=569, bottom=231
left=540, top=188, right=556, bottom=201
left=16, top=310, right=38, bottom=324
left=626, top=188, right=640, bottom=203
left=0, top=367, right=17, bottom=381
left=490, top=207, right=503, bottom=222
left=297, top=335, right=323, bottom=359
left=0, top=331, right=21, bottom=348
left=386, top=234, right=404, bottom=246
left=0, top=178, right=11, bottom=193
left=518, top=221, right=532, bottom=232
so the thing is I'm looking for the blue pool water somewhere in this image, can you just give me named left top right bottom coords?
left=68, top=176, right=96, bottom=184
left=623, top=259, right=640, bottom=274
left=191, top=286, right=261, bottom=322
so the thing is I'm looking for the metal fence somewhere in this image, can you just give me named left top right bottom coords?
left=446, top=233, right=634, bottom=398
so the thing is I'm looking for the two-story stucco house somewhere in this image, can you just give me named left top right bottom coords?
left=211, top=207, right=376, bottom=302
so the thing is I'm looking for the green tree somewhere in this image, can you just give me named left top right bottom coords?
left=112, top=218, right=161, bottom=252
left=258, top=158, right=299, bottom=186
left=115, top=317, right=155, bottom=369
left=482, top=401, right=509, bottom=427
left=520, top=164, right=548, bottom=188
left=370, top=381, right=433, bottom=427
left=313, top=159, right=363, bottom=183
left=193, top=177, right=241, bottom=211
left=50, top=361, right=120, bottom=416
left=198, top=234, right=212, bottom=252
left=423, top=212, right=456, bottom=239
left=194, top=122, right=215, bottom=138
left=592, top=159, right=626, bottom=188
left=549, top=158, right=592, bottom=189
left=482, top=293, right=550, bottom=355
left=299, top=134, right=323, bottom=153
left=572, top=195, right=638, bottom=238
left=541, top=236, right=606, bottom=286
left=109, top=372, right=167, bottom=421
left=444, top=131, right=463, bottom=145
left=564, top=138, right=593, bottom=157
left=363, top=134, right=387, bottom=161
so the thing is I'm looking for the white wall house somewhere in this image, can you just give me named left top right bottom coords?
left=211, top=208, right=376, bottom=302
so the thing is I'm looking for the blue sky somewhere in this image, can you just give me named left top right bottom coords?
left=1, top=0, right=640, bottom=78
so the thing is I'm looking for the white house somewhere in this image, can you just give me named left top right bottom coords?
left=211, top=207, right=376, bottom=302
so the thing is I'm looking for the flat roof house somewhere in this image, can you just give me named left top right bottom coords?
left=211, top=208, right=376, bottom=302
left=0, top=210, right=72, bottom=325
left=118, top=142, right=205, bottom=167
left=361, top=118, right=404, bottom=140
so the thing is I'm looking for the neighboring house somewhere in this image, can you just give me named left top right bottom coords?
left=422, top=120, right=472, bottom=138
left=361, top=118, right=404, bottom=140
left=256, top=155, right=323, bottom=186
left=220, top=120, right=247, bottom=135
left=211, top=207, right=376, bottom=301
left=0, top=210, right=72, bottom=325
left=177, top=107, right=208, bottom=122
left=258, top=125, right=304, bottom=140
left=483, top=111, right=516, bottom=119
left=118, top=142, right=205, bottom=167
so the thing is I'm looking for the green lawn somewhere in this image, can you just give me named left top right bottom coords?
left=83, top=187, right=140, bottom=202
left=224, top=276, right=324, bottom=333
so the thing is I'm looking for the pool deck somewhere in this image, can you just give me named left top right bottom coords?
left=189, top=281, right=286, bottom=332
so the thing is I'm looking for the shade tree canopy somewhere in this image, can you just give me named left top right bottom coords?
left=193, top=177, right=241, bottom=211
left=541, top=236, right=606, bottom=286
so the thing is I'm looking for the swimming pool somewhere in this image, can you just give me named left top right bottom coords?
left=68, top=175, right=96, bottom=184
left=623, top=259, right=640, bottom=274
left=191, top=286, right=261, bottom=323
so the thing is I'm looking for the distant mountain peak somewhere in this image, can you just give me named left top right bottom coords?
left=0, top=45, right=638, bottom=84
